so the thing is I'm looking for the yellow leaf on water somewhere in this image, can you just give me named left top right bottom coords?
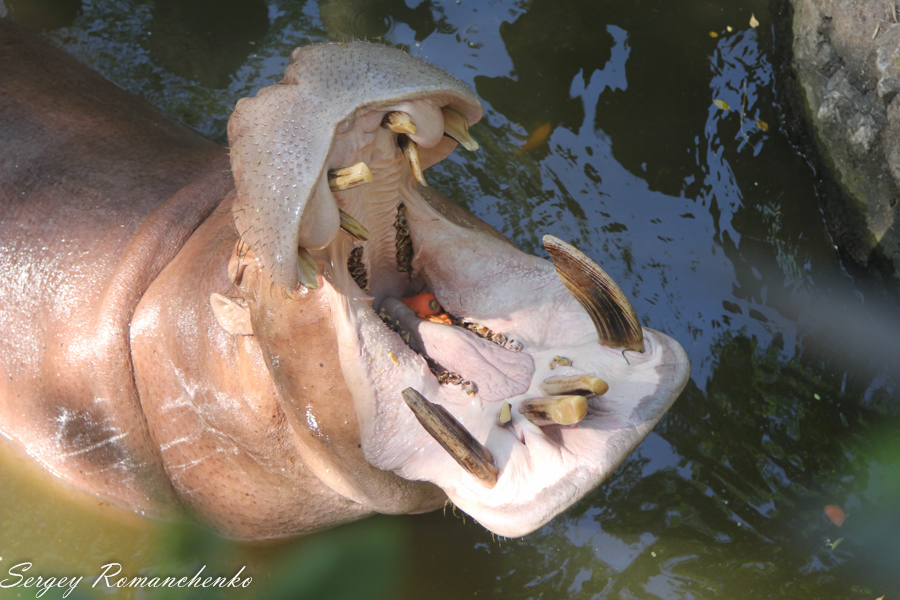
left=709, top=31, right=719, bottom=38
left=713, top=99, right=730, bottom=111
left=750, top=14, right=759, bottom=28
left=757, top=119, right=769, bottom=131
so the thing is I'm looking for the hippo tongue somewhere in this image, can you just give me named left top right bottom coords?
left=380, top=297, right=533, bottom=402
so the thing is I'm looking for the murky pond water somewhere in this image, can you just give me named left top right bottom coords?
left=1, top=0, right=899, bottom=598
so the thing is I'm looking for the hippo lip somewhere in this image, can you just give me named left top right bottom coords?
left=311, top=107, right=689, bottom=537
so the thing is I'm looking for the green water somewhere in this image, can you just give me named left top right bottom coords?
left=1, top=0, right=899, bottom=598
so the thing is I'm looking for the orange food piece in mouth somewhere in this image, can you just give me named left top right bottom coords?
left=402, top=292, right=442, bottom=318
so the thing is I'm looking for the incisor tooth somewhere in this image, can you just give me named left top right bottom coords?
left=297, top=247, right=319, bottom=290
left=540, top=374, right=609, bottom=397
left=399, top=136, right=428, bottom=187
left=339, top=210, right=370, bottom=242
left=402, top=387, right=498, bottom=488
left=328, top=161, right=373, bottom=192
left=442, top=107, right=479, bottom=151
left=543, top=235, right=644, bottom=352
left=383, top=111, right=417, bottom=135
left=518, top=395, right=588, bottom=426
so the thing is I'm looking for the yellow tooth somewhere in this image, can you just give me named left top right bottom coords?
left=383, top=111, right=417, bottom=135
left=297, top=247, right=319, bottom=290
left=339, top=210, right=370, bottom=242
left=328, top=161, right=373, bottom=192
left=442, top=107, right=479, bottom=151
left=402, top=387, right=498, bottom=488
left=540, top=374, right=609, bottom=397
left=498, top=402, right=512, bottom=425
left=518, top=395, right=588, bottom=426
left=399, top=136, right=428, bottom=187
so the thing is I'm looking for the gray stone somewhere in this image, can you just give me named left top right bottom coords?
left=790, top=0, right=900, bottom=282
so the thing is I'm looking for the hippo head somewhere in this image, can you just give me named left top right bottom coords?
left=211, top=42, right=689, bottom=538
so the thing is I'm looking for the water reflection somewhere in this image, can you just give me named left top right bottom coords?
left=2, top=0, right=899, bottom=598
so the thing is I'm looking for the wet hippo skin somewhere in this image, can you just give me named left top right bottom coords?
left=0, top=18, right=689, bottom=539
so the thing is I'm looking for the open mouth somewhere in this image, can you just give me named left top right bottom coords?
left=223, top=42, right=689, bottom=537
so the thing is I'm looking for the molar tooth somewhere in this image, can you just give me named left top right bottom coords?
left=297, top=247, right=319, bottom=290
left=399, top=136, right=428, bottom=187
left=383, top=111, right=417, bottom=135
left=328, top=161, right=373, bottom=192
left=543, top=235, right=644, bottom=353
left=540, top=374, right=609, bottom=397
left=339, top=210, right=370, bottom=242
left=402, top=387, right=498, bottom=489
left=518, top=395, right=588, bottom=426
left=442, top=107, right=480, bottom=151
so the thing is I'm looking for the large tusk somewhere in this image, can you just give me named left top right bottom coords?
left=540, top=374, right=609, bottom=397
left=383, top=111, right=417, bottom=135
left=339, top=210, right=370, bottom=242
left=518, top=395, right=588, bottom=426
left=402, top=387, right=498, bottom=488
left=442, top=107, right=479, bottom=151
left=328, top=161, right=373, bottom=192
left=399, top=136, right=428, bottom=187
left=543, top=235, right=644, bottom=352
left=297, top=247, right=319, bottom=290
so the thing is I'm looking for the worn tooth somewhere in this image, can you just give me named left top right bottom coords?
left=518, top=395, right=588, bottom=426
left=498, top=402, right=512, bottom=425
left=383, top=111, right=417, bottom=135
left=540, top=374, right=609, bottom=397
left=399, top=136, right=428, bottom=187
left=505, top=339, right=524, bottom=353
left=543, top=235, right=644, bottom=352
left=402, top=387, right=498, bottom=488
left=328, top=161, right=373, bottom=192
left=462, top=380, right=478, bottom=396
left=550, top=355, right=572, bottom=369
left=442, top=106, right=479, bottom=151
left=339, top=209, right=370, bottom=242
left=297, top=247, right=319, bottom=290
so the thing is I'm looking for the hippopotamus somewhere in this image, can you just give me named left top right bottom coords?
left=0, top=19, right=689, bottom=539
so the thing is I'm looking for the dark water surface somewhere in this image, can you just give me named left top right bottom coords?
left=1, top=0, right=899, bottom=598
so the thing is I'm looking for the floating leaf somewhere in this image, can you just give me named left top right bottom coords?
left=824, top=504, right=847, bottom=527
left=756, top=119, right=769, bottom=132
left=828, top=537, right=844, bottom=550
left=709, top=31, right=719, bottom=38
left=713, top=99, right=730, bottom=111
left=750, top=14, right=759, bottom=28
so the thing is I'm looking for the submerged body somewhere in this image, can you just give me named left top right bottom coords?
left=0, top=20, right=689, bottom=539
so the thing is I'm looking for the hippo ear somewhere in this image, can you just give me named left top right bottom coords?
left=210, top=293, right=253, bottom=336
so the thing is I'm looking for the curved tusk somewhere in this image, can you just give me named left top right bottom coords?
left=297, top=247, right=319, bottom=290
left=543, top=235, right=644, bottom=352
left=442, top=107, right=479, bottom=151
left=399, top=136, right=428, bottom=187
left=339, top=210, right=370, bottom=242
left=402, top=387, right=498, bottom=488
